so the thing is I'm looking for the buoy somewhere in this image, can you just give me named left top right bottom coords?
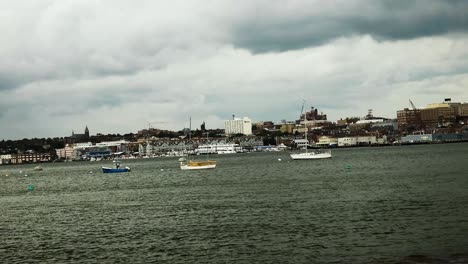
left=161, top=169, right=164, bottom=171
left=24, top=174, right=28, bottom=177
left=345, top=164, right=352, bottom=172
left=28, top=184, right=34, bottom=191
left=278, top=158, right=282, bottom=161
left=89, top=171, right=93, bottom=174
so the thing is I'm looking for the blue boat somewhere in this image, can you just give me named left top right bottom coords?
left=102, top=166, right=131, bottom=173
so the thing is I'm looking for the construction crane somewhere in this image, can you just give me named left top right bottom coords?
left=409, top=99, right=417, bottom=110
left=299, top=99, right=306, bottom=120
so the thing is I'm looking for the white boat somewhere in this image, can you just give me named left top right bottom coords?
left=290, top=101, right=332, bottom=160
left=195, top=143, right=240, bottom=154
left=290, top=149, right=332, bottom=160
left=217, top=149, right=236, bottom=154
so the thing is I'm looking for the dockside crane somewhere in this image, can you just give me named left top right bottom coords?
left=299, top=99, right=305, bottom=120
left=409, top=99, right=417, bottom=110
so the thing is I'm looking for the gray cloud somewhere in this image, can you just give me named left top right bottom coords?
left=0, top=0, right=467, bottom=139
left=231, top=0, right=468, bottom=52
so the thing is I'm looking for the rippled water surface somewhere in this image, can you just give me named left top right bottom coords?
left=1, top=143, right=468, bottom=263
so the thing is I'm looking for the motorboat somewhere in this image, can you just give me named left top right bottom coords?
left=290, top=150, right=332, bottom=160
left=180, top=159, right=216, bottom=170
left=102, top=161, right=130, bottom=173
left=102, top=166, right=131, bottom=173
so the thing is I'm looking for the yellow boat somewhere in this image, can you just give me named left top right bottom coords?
left=180, top=126, right=217, bottom=170
left=180, top=159, right=217, bottom=170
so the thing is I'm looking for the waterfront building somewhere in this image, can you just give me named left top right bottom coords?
left=293, top=139, right=309, bottom=148
left=316, top=136, right=338, bottom=147
left=73, top=142, right=93, bottom=149
left=460, top=103, right=468, bottom=117
left=449, top=101, right=468, bottom=123
left=396, top=111, right=419, bottom=129
left=401, top=132, right=468, bottom=144
left=338, top=137, right=357, bottom=147
left=95, top=140, right=129, bottom=153
left=225, top=117, right=252, bottom=136
left=401, top=134, right=433, bottom=143
left=421, top=103, right=456, bottom=127
left=0, top=154, right=12, bottom=165
left=10, top=153, right=52, bottom=164
left=82, top=146, right=112, bottom=160
left=56, top=144, right=74, bottom=160
left=138, top=143, right=152, bottom=157
left=356, top=136, right=377, bottom=145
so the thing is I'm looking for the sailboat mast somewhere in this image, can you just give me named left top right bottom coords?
left=301, top=100, right=308, bottom=154
left=305, top=124, right=308, bottom=153
left=206, top=132, right=209, bottom=161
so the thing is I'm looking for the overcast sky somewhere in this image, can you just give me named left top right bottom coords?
left=1, top=0, right=468, bottom=140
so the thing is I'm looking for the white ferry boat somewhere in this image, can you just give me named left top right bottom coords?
left=195, top=144, right=241, bottom=154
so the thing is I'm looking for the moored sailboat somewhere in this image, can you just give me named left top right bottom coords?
left=290, top=101, right=332, bottom=160
left=180, top=122, right=217, bottom=170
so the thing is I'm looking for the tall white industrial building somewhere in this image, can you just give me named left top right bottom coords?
left=224, top=117, right=252, bottom=135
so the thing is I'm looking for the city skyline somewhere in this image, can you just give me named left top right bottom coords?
left=1, top=1, right=468, bottom=140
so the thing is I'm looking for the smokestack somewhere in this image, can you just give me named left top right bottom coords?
left=232, top=114, right=235, bottom=120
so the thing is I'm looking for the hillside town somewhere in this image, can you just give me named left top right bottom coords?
left=1, top=98, right=468, bottom=165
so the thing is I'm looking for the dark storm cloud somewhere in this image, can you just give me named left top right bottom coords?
left=232, top=0, right=468, bottom=52
left=0, top=0, right=467, bottom=139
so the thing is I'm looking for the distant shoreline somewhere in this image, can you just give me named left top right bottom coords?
left=310, top=139, right=468, bottom=150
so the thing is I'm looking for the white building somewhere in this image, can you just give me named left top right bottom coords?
left=316, top=136, right=338, bottom=147
left=73, top=142, right=93, bottom=149
left=357, top=136, right=377, bottom=145
left=293, top=139, right=309, bottom=148
left=95, top=140, right=128, bottom=147
left=56, top=144, right=74, bottom=160
left=338, top=137, right=358, bottom=147
left=139, top=143, right=154, bottom=157
left=224, top=117, right=252, bottom=135
left=0, top=154, right=12, bottom=164
left=355, top=119, right=385, bottom=124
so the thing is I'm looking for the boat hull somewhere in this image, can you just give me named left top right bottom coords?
left=290, top=152, right=332, bottom=160
left=102, top=167, right=131, bottom=173
left=180, top=160, right=217, bottom=170
left=180, top=164, right=216, bottom=170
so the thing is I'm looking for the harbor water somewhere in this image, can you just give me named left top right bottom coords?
left=1, top=143, right=468, bottom=263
